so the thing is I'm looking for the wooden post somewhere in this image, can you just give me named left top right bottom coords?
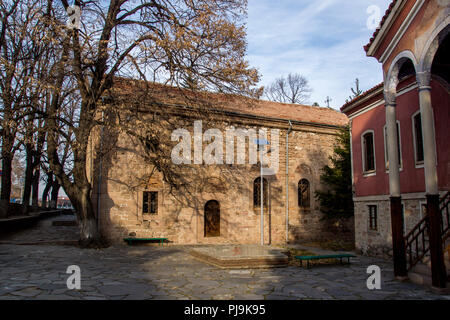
left=390, top=196, right=407, bottom=278
left=427, top=194, right=447, bottom=289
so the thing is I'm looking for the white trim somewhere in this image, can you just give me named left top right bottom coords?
left=363, top=172, right=377, bottom=178
left=347, top=84, right=418, bottom=120
left=379, top=0, right=426, bottom=63
left=348, top=98, right=384, bottom=120
left=385, top=50, right=418, bottom=86
left=367, top=0, right=406, bottom=57
left=353, top=191, right=447, bottom=202
left=342, top=85, right=384, bottom=115
left=419, top=200, right=427, bottom=220
left=383, top=120, right=403, bottom=172
left=398, top=82, right=418, bottom=96
left=361, top=130, right=376, bottom=176
left=411, top=110, right=425, bottom=168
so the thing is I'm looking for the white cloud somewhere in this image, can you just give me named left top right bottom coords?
left=246, top=0, right=392, bottom=109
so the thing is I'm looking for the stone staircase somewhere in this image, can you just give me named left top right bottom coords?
left=405, top=192, right=450, bottom=288
left=408, top=241, right=450, bottom=286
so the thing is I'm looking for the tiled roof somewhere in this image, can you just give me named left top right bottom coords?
left=364, top=0, right=398, bottom=53
left=340, top=82, right=384, bottom=112
left=110, top=78, right=348, bottom=127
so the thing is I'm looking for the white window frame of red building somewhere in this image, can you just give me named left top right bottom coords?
left=419, top=200, right=427, bottom=220
left=383, top=120, right=403, bottom=172
left=367, top=204, right=378, bottom=231
left=361, top=130, right=376, bottom=176
left=411, top=110, right=425, bottom=169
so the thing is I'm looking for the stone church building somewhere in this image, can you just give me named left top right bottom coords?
left=342, top=0, right=449, bottom=288
left=89, top=79, right=349, bottom=245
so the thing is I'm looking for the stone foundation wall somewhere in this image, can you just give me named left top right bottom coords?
left=354, top=196, right=427, bottom=258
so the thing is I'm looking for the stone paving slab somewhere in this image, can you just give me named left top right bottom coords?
left=0, top=243, right=449, bottom=300
left=0, top=216, right=448, bottom=300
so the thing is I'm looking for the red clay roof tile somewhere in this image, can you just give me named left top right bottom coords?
left=111, top=78, right=348, bottom=127
left=340, top=82, right=384, bottom=112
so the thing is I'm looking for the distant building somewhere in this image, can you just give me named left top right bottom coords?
left=57, top=197, right=73, bottom=209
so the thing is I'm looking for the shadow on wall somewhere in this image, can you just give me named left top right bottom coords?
left=92, top=106, right=286, bottom=245
left=287, top=143, right=355, bottom=246
left=91, top=90, right=353, bottom=246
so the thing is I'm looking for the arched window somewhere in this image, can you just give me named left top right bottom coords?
left=253, top=177, right=268, bottom=207
left=204, top=200, right=220, bottom=238
left=298, top=179, right=310, bottom=208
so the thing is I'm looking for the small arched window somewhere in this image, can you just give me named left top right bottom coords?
left=253, top=177, right=268, bottom=207
left=298, top=179, right=310, bottom=208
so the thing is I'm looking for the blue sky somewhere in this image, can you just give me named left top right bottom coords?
left=246, top=0, right=392, bottom=109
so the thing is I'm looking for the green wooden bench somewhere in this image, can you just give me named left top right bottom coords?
left=294, top=254, right=356, bottom=269
left=123, top=238, right=168, bottom=247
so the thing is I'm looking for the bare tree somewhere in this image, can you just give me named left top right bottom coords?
left=265, top=73, right=311, bottom=104
left=37, top=0, right=259, bottom=247
left=0, top=0, right=48, bottom=217
left=10, top=153, right=25, bottom=200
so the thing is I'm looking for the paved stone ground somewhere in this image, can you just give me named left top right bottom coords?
left=0, top=216, right=449, bottom=300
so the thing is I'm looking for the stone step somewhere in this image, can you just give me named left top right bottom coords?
left=421, top=254, right=450, bottom=270
left=408, top=271, right=432, bottom=286
left=412, top=263, right=432, bottom=277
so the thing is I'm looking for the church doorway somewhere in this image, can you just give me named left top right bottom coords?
left=204, top=200, right=220, bottom=237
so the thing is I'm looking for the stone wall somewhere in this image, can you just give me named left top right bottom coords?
left=354, top=195, right=429, bottom=258
left=89, top=109, right=352, bottom=245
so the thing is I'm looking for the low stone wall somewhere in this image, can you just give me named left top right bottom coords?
left=0, top=208, right=75, bottom=235
left=6, top=203, right=74, bottom=217
left=289, top=215, right=354, bottom=244
left=0, top=215, right=41, bottom=235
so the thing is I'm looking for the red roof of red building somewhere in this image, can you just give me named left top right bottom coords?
left=340, top=82, right=384, bottom=113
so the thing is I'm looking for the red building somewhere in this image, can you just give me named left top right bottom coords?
left=342, top=0, right=449, bottom=289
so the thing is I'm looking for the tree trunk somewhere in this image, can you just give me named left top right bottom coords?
left=0, top=154, right=12, bottom=218
left=31, top=168, right=40, bottom=206
left=42, top=172, right=53, bottom=208
left=43, top=38, right=104, bottom=247
left=75, top=187, right=100, bottom=247
left=50, top=181, right=60, bottom=209
left=22, top=143, right=33, bottom=209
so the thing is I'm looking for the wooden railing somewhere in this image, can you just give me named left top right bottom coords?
left=440, top=192, right=450, bottom=240
left=405, top=191, right=450, bottom=271
left=405, top=215, right=429, bottom=270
